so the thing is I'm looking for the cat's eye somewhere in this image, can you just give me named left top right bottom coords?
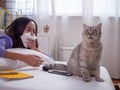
left=85, top=29, right=89, bottom=34
left=94, top=29, right=97, bottom=32
left=93, top=29, right=98, bottom=35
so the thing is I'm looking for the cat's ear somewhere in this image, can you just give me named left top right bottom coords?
left=97, top=23, right=102, bottom=30
left=83, top=23, right=88, bottom=29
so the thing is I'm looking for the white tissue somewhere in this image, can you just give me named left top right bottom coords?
left=20, top=32, right=37, bottom=48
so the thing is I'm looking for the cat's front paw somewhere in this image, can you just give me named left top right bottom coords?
left=96, top=78, right=104, bottom=82
left=83, top=77, right=91, bottom=82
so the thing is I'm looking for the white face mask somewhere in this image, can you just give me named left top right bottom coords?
left=20, top=32, right=37, bottom=48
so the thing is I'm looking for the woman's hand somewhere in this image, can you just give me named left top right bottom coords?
left=26, top=38, right=43, bottom=52
left=23, top=54, right=43, bottom=67
left=26, top=38, right=37, bottom=50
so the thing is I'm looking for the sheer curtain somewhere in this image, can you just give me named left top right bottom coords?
left=34, top=0, right=120, bottom=79
left=33, top=0, right=57, bottom=59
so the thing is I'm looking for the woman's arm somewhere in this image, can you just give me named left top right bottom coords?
left=4, top=51, right=43, bottom=67
left=0, top=35, right=13, bottom=57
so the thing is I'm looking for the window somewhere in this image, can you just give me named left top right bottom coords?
left=15, top=0, right=35, bottom=16
left=49, top=0, right=119, bottom=17
left=93, top=0, right=118, bottom=17
left=6, top=0, right=119, bottom=18
left=53, top=0, right=83, bottom=16
left=5, top=0, right=35, bottom=25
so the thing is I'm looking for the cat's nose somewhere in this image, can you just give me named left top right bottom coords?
left=88, top=36, right=93, bottom=39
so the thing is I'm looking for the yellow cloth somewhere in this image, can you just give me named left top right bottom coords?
left=0, top=70, right=33, bottom=80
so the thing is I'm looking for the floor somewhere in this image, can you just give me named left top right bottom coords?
left=112, top=78, right=120, bottom=90
left=112, top=78, right=120, bottom=84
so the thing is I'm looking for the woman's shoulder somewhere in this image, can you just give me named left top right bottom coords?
left=0, top=34, right=13, bottom=47
left=0, top=34, right=11, bottom=39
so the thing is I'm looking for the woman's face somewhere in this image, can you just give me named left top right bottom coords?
left=23, top=21, right=36, bottom=36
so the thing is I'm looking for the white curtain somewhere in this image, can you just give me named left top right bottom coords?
left=34, top=0, right=120, bottom=79
left=33, top=0, right=57, bottom=59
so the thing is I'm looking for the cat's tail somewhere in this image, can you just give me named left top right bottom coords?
left=42, top=63, right=67, bottom=71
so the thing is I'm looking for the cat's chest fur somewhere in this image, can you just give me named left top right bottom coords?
left=79, top=42, right=102, bottom=68
left=80, top=42, right=102, bottom=63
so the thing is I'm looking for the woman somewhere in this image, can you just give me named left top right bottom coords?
left=0, top=17, right=43, bottom=67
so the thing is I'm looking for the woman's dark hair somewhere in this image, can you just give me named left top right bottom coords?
left=5, top=17, right=38, bottom=48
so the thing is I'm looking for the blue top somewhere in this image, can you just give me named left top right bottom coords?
left=0, top=34, right=13, bottom=57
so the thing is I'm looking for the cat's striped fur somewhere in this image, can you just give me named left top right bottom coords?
left=43, top=23, right=104, bottom=82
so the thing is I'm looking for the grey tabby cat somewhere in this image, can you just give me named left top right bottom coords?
left=43, top=23, right=104, bottom=82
